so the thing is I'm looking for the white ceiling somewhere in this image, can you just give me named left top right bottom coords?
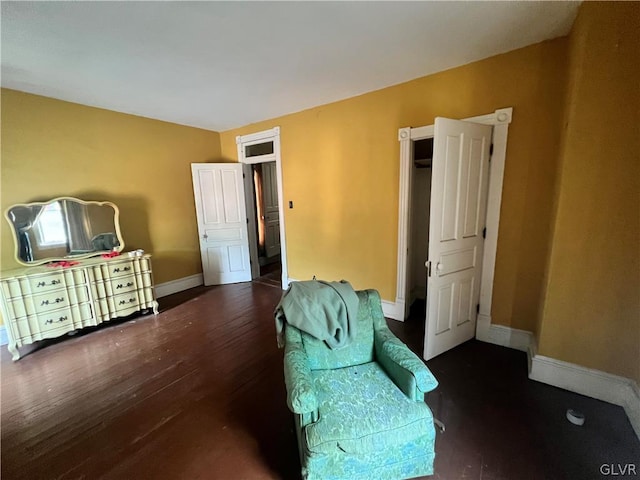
left=1, top=1, right=580, bottom=132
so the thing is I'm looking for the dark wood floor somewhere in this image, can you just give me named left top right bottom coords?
left=1, top=283, right=638, bottom=479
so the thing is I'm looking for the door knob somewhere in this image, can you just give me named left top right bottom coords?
left=436, top=262, right=444, bottom=273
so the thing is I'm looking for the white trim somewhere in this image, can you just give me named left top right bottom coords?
left=476, top=108, right=512, bottom=340
left=235, top=127, right=279, bottom=145
left=529, top=346, right=640, bottom=440
left=237, top=127, right=289, bottom=289
left=481, top=321, right=534, bottom=353
left=478, top=323, right=640, bottom=440
left=0, top=325, right=8, bottom=346
left=475, top=313, right=493, bottom=342
left=396, top=107, right=512, bottom=334
left=155, top=273, right=204, bottom=298
left=396, top=128, right=412, bottom=319
left=408, top=125, right=434, bottom=139
left=381, top=299, right=404, bottom=321
left=239, top=153, right=276, bottom=165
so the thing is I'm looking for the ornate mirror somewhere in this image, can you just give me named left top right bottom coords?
left=5, top=197, right=125, bottom=266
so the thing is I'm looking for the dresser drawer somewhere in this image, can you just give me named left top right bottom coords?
left=110, top=275, right=137, bottom=294
left=8, top=286, right=91, bottom=318
left=28, top=272, right=66, bottom=293
left=95, top=290, right=142, bottom=318
left=13, top=303, right=94, bottom=339
left=106, top=261, right=135, bottom=278
left=1, top=269, right=87, bottom=299
left=2, top=273, right=64, bottom=298
left=91, top=274, right=139, bottom=299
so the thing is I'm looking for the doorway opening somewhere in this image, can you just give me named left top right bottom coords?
left=249, top=162, right=281, bottom=288
left=408, top=137, right=434, bottom=318
left=396, top=108, right=513, bottom=361
left=237, top=126, right=289, bottom=289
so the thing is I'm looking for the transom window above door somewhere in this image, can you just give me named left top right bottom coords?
left=245, top=141, right=274, bottom=158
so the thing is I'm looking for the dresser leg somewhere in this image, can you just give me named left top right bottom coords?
left=152, top=301, right=159, bottom=315
left=8, top=343, right=20, bottom=361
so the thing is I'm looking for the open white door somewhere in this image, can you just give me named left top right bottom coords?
left=191, top=163, right=252, bottom=285
left=424, top=118, right=492, bottom=360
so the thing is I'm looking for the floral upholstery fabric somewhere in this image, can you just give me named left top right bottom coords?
left=379, top=339, right=438, bottom=391
left=303, top=434, right=434, bottom=480
left=305, top=362, right=435, bottom=454
left=283, top=327, right=318, bottom=414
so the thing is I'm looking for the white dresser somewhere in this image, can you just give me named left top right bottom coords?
left=0, top=253, right=158, bottom=360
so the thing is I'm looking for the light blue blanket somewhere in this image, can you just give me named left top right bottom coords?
left=275, top=280, right=359, bottom=349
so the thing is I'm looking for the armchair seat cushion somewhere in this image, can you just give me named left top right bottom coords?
left=305, top=362, right=435, bottom=455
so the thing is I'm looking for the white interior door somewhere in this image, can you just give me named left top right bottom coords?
left=262, top=162, right=281, bottom=258
left=191, top=163, right=252, bottom=285
left=424, top=118, right=492, bottom=360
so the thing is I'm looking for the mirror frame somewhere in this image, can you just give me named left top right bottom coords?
left=4, top=196, right=125, bottom=266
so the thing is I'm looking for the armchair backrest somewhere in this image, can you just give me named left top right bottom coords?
left=285, top=290, right=385, bottom=371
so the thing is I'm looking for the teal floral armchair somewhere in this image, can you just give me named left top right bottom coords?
left=282, top=289, right=438, bottom=480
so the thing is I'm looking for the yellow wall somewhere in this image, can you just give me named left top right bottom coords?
left=221, top=38, right=568, bottom=332
left=537, top=3, right=640, bottom=383
left=1, top=89, right=221, bottom=284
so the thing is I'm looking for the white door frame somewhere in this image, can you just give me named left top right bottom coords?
left=236, top=127, right=289, bottom=289
left=394, top=107, right=512, bottom=344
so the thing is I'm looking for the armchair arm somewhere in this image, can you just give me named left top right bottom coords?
left=375, top=327, right=439, bottom=401
left=283, top=328, right=318, bottom=416
left=362, top=288, right=438, bottom=400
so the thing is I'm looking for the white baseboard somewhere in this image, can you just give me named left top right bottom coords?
left=0, top=325, right=8, bottom=346
left=475, top=313, right=492, bottom=342
left=155, top=273, right=204, bottom=298
left=476, top=315, right=533, bottom=353
left=529, top=347, right=640, bottom=440
left=382, top=299, right=404, bottom=322
left=477, top=322, right=639, bottom=439
left=485, top=323, right=533, bottom=352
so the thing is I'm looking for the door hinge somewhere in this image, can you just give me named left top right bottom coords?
left=489, top=143, right=494, bottom=156
left=243, top=172, right=246, bottom=178
left=476, top=303, right=480, bottom=314
left=246, top=218, right=249, bottom=224
left=482, top=227, right=486, bottom=239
